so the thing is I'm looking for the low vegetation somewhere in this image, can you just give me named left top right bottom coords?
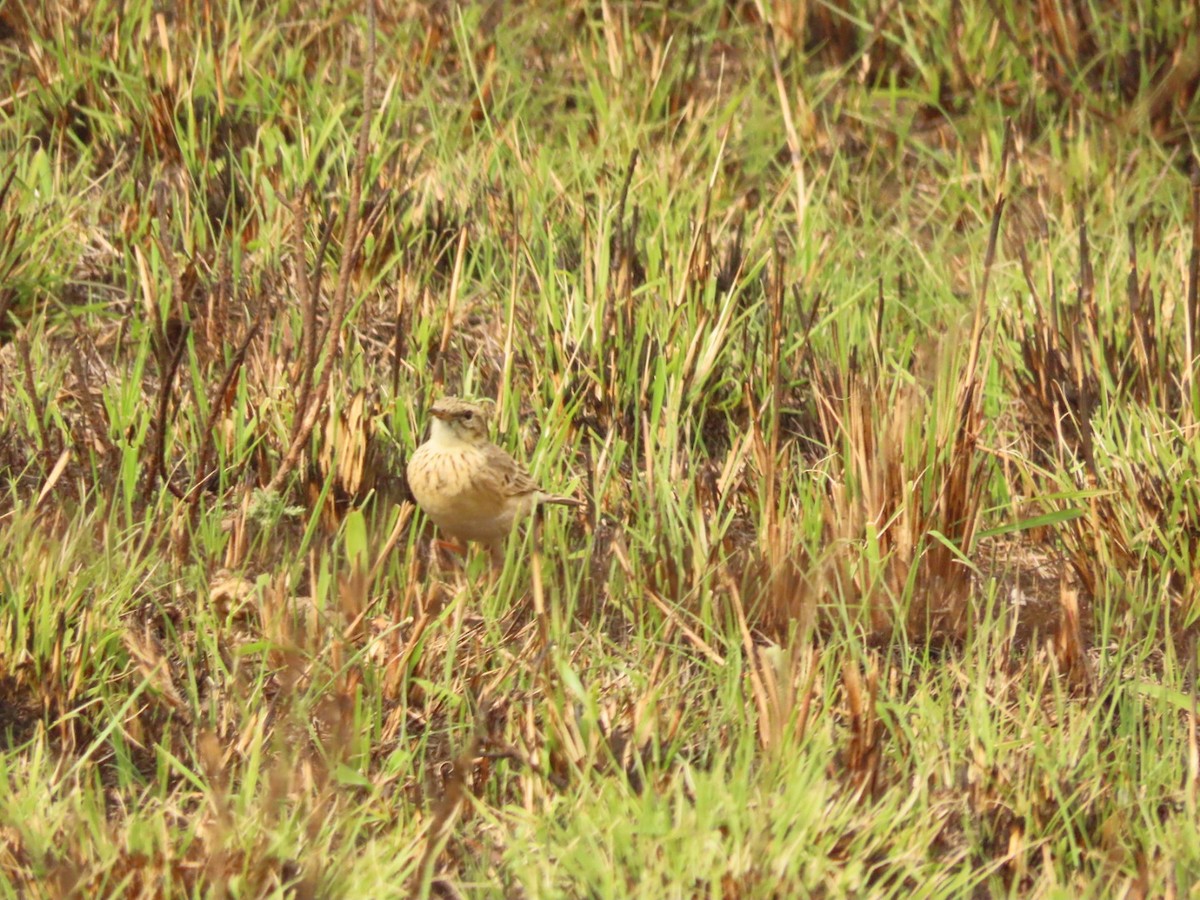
left=1, top=1, right=1199, bottom=896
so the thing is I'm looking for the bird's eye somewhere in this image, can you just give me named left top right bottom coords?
left=462, top=411, right=473, bottom=421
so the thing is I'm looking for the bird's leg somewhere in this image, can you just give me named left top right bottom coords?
left=432, top=537, right=469, bottom=570
left=486, top=540, right=505, bottom=581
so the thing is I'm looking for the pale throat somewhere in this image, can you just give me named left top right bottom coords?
left=429, top=417, right=482, bottom=449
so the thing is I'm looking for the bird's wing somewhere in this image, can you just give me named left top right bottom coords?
left=480, top=444, right=584, bottom=506
left=481, top=444, right=543, bottom=498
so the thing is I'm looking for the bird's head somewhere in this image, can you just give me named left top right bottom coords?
left=428, top=396, right=492, bottom=445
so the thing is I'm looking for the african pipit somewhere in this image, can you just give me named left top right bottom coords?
left=406, top=397, right=583, bottom=567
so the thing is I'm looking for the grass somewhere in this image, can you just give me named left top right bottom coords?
left=1, top=0, right=1199, bottom=896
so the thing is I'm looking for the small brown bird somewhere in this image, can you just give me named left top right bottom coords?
left=406, top=397, right=583, bottom=567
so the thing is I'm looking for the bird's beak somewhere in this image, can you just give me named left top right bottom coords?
left=430, top=409, right=450, bottom=421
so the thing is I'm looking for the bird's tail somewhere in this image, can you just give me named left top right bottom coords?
left=542, top=494, right=585, bottom=508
